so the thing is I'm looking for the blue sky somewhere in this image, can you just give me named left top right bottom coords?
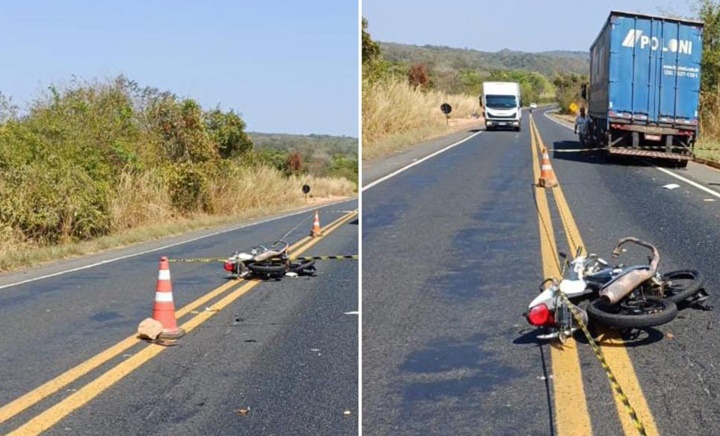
left=0, top=1, right=358, bottom=136
left=363, top=0, right=697, bottom=52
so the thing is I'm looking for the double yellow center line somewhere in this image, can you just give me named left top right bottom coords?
left=528, top=115, right=658, bottom=435
left=2, top=209, right=357, bottom=435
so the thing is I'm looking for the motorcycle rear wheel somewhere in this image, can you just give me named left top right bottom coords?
left=587, top=296, right=677, bottom=328
left=661, top=270, right=704, bottom=304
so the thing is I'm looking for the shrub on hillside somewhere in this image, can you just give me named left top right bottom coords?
left=0, top=76, right=255, bottom=243
left=0, top=162, right=110, bottom=244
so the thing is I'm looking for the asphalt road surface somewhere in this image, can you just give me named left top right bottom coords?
left=0, top=200, right=358, bottom=436
left=362, top=107, right=720, bottom=435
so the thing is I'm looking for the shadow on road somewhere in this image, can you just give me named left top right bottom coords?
left=511, top=331, right=555, bottom=435
left=514, top=323, right=666, bottom=348
left=538, top=342, right=556, bottom=436
left=513, top=327, right=546, bottom=345
left=396, top=333, right=544, bottom=433
left=574, top=325, right=666, bottom=348
left=550, top=140, right=607, bottom=165
left=550, top=140, right=686, bottom=169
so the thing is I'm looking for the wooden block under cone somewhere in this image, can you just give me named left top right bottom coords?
left=151, top=256, right=186, bottom=340
left=137, top=317, right=163, bottom=340
left=537, top=177, right=558, bottom=188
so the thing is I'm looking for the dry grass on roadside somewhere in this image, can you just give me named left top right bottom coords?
left=0, top=167, right=355, bottom=273
left=696, top=86, right=720, bottom=162
left=205, top=166, right=354, bottom=216
left=701, top=86, right=720, bottom=140
left=109, top=169, right=175, bottom=231
left=362, top=78, right=481, bottom=160
left=694, top=139, right=720, bottom=161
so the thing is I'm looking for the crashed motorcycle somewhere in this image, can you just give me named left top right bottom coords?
left=223, top=240, right=316, bottom=279
left=525, top=237, right=709, bottom=342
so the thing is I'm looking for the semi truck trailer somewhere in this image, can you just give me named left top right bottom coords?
left=584, top=11, right=704, bottom=167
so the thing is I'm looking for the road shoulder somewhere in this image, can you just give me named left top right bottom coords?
left=362, top=127, right=483, bottom=187
left=0, top=198, right=357, bottom=288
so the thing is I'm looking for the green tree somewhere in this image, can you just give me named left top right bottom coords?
left=204, top=108, right=253, bottom=159
left=362, top=18, right=408, bottom=83
left=362, top=17, right=381, bottom=65
left=149, top=95, right=218, bottom=163
left=328, top=155, right=358, bottom=185
left=696, top=0, right=720, bottom=92
left=553, top=73, right=587, bottom=113
left=483, top=70, right=550, bottom=105
left=457, top=69, right=484, bottom=96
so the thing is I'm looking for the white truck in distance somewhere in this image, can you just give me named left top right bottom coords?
left=482, top=82, right=522, bottom=131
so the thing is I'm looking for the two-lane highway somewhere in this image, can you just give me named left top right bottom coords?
left=0, top=201, right=358, bottom=435
left=535, top=109, right=720, bottom=435
left=363, top=108, right=720, bottom=435
left=363, top=122, right=554, bottom=434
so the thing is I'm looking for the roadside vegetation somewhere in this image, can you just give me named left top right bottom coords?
left=553, top=73, right=589, bottom=114
left=379, top=42, right=588, bottom=79
left=362, top=76, right=478, bottom=160
left=362, top=19, right=573, bottom=160
left=362, top=19, right=479, bottom=159
left=695, top=0, right=720, bottom=160
left=250, top=132, right=358, bottom=182
left=378, top=42, right=562, bottom=105
left=0, top=77, right=355, bottom=271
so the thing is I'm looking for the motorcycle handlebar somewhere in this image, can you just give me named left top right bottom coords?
left=272, top=240, right=290, bottom=251
left=611, top=237, right=660, bottom=273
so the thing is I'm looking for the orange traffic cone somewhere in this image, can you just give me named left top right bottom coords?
left=310, top=210, right=322, bottom=237
left=151, top=256, right=185, bottom=339
left=537, top=147, right=558, bottom=188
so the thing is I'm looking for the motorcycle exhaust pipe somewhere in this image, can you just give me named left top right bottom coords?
left=599, top=268, right=654, bottom=304
left=601, top=236, right=661, bottom=304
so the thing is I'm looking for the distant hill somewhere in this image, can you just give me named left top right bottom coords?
left=379, top=42, right=589, bottom=76
left=538, top=50, right=590, bottom=61
left=249, top=132, right=358, bottom=157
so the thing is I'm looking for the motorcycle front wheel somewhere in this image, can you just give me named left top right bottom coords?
left=247, top=262, right=287, bottom=278
left=661, top=270, right=704, bottom=304
left=587, top=296, right=678, bottom=328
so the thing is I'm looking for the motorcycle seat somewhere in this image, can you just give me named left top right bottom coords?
left=253, top=249, right=285, bottom=262
left=560, top=279, right=587, bottom=296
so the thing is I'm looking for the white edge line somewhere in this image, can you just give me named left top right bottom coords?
left=357, top=0, right=363, bottom=426
left=361, top=130, right=483, bottom=191
left=543, top=108, right=574, bottom=130
left=540, top=108, right=720, bottom=201
left=653, top=166, right=720, bottom=199
left=0, top=199, right=355, bottom=291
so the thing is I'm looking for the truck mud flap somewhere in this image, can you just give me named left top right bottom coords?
left=608, top=148, right=691, bottom=160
